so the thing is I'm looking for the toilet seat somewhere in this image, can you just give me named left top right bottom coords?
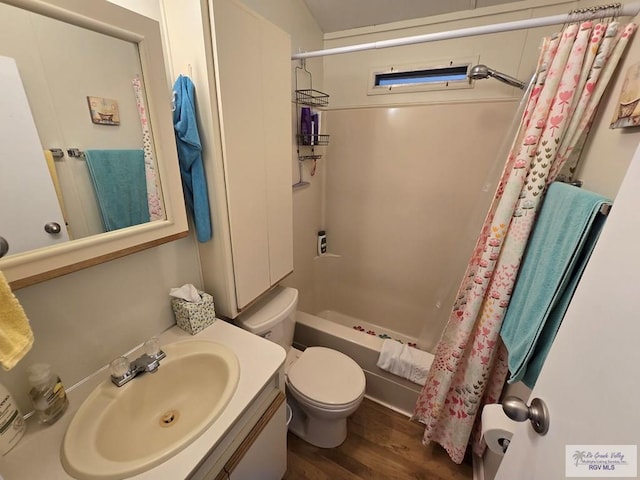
left=287, top=380, right=363, bottom=412
left=287, top=347, right=365, bottom=408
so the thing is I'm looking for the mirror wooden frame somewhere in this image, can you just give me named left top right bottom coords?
left=1, top=0, right=188, bottom=290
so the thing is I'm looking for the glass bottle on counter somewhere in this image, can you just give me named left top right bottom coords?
left=27, top=364, right=68, bottom=425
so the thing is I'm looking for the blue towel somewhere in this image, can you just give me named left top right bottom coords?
left=500, top=182, right=609, bottom=388
left=172, top=75, right=212, bottom=242
left=84, top=149, right=150, bottom=231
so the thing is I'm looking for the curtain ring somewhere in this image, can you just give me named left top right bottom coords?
left=604, top=4, right=614, bottom=23
left=565, top=7, right=581, bottom=28
left=613, top=3, right=622, bottom=21
left=599, top=4, right=609, bottom=22
left=597, top=5, right=607, bottom=23
left=601, top=3, right=622, bottom=22
left=577, top=7, right=589, bottom=23
left=566, top=8, right=575, bottom=27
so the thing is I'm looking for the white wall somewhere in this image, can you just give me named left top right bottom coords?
left=321, top=101, right=519, bottom=348
left=314, top=1, right=559, bottom=344
left=107, top=0, right=161, bottom=20
left=322, top=1, right=578, bottom=109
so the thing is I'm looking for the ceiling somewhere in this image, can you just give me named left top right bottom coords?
left=302, top=0, right=526, bottom=33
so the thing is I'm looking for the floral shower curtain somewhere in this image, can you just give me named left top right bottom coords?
left=413, top=19, right=636, bottom=464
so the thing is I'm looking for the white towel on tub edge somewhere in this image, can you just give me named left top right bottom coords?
left=376, top=339, right=434, bottom=386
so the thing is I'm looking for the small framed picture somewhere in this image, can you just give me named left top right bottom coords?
left=87, top=96, right=120, bottom=125
left=610, top=62, right=640, bottom=129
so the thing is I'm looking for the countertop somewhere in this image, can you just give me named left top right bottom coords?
left=0, top=320, right=286, bottom=480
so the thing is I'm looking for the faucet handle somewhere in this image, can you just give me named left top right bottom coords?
left=143, top=337, right=161, bottom=357
left=110, top=356, right=130, bottom=378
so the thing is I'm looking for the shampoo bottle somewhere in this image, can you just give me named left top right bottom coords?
left=300, top=107, right=312, bottom=145
left=317, top=230, right=327, bottom=256
left=0, top=384, right=25, bottom=455
left=311, top=110, right=320, bottom=145
left=27, top=363, right=68, bottom=425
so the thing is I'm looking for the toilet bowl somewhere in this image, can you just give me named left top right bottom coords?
left=235, top=286, right=366, bottom=448
left=286, top=346, right=365, bottom=447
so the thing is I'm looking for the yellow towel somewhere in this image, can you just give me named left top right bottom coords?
left=0, top=271, right=33, bottom=371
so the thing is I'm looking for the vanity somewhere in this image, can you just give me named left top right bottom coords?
left=0, top=320, right=288, bottom=479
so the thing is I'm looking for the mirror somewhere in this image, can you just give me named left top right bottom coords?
left=0, top=2, right=159, bottom=249
left=0, top=0, right=188, bottom=289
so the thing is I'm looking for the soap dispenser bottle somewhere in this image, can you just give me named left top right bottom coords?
left=0, top=383, right=25, bottom=455
left=27, top=363, right=68, bottom=425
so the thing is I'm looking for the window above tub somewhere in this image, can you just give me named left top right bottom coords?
left=368, top=57, right=476, bottom=95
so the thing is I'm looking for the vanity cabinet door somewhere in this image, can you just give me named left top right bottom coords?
left=212, top=392, right=287, bottom=480
left=227, top=398, right=287, bottom=479
left=212, top=0, right=293, bottom=310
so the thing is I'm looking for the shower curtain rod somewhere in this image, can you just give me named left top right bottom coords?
left=291, top=2, right=640, bottom=60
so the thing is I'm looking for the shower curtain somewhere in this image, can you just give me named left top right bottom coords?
left=413, top=19, right=636, bottom=463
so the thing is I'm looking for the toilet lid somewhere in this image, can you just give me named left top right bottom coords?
left=287, top=347, right=365, bottom=406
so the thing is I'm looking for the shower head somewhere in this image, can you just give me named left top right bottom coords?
left=469, top=64, right=526, bottom=90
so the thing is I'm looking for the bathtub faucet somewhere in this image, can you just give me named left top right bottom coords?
left=109, top=337, right=166, bottom=387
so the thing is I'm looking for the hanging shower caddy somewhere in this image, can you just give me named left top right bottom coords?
left=293, top=59, right=329, bottom=188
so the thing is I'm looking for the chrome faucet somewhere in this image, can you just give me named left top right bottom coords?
left=109, top=337, right=166, bottom=387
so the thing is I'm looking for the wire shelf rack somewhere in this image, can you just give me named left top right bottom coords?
left=296, top=134, right=329, bottom=146
left=294, top=89, right=329, bottom=107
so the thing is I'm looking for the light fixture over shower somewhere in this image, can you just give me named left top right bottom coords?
left=469, top=64, right=526, bottom=90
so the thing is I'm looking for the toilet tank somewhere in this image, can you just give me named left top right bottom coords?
left=235, top=286, right=298, bottom=352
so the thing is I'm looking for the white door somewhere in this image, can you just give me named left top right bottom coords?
left=495, top=141, right=640, bottom=479
left=0, top=56, right=69, bottom=256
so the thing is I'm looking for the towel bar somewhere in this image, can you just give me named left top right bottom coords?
left=67, top=148, right=84, bottom=158
left=48, top=148, right=65, bottom=158
left=558, top=179, right=611, bottom=216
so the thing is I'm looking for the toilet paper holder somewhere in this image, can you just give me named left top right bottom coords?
left=502, top=396, right=550, bottom=435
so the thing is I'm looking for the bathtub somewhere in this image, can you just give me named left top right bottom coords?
left=293, top=309, right=430, bottom=417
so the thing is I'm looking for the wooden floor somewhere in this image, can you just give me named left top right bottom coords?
left=283, top=399, right=473, bottom=480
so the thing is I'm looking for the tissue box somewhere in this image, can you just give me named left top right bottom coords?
left=171, top=291, right=216, bottom=335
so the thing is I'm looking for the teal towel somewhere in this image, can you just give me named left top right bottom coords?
left=500, top=182, right=609, bottom=388
left=85, top=149, right=150, bottom=231
left=173, top=75, right=212, bottom=242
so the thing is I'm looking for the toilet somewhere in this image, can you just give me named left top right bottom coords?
left=235, top=286, right=366, bottom=448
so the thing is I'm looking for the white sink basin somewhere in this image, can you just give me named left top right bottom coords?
left=61, top=340, right=240, bottom=479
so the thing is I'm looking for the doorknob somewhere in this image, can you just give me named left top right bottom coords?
left=44, top=222, right=62, bottom=234
left=502, top=396, right=550, bottom=435
left=0, top=236, right=8, bottom=258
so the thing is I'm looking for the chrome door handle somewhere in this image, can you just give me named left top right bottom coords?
left=0, top=236, right=8, bottom=258
left=44, top=222, right=62, bottom=234
left=502, top=396, right=550, bottom=435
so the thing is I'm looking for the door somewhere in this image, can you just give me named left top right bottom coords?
left=495, top=141, right=640, bottom=479
left=0, top=56, right=69, bottom=256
